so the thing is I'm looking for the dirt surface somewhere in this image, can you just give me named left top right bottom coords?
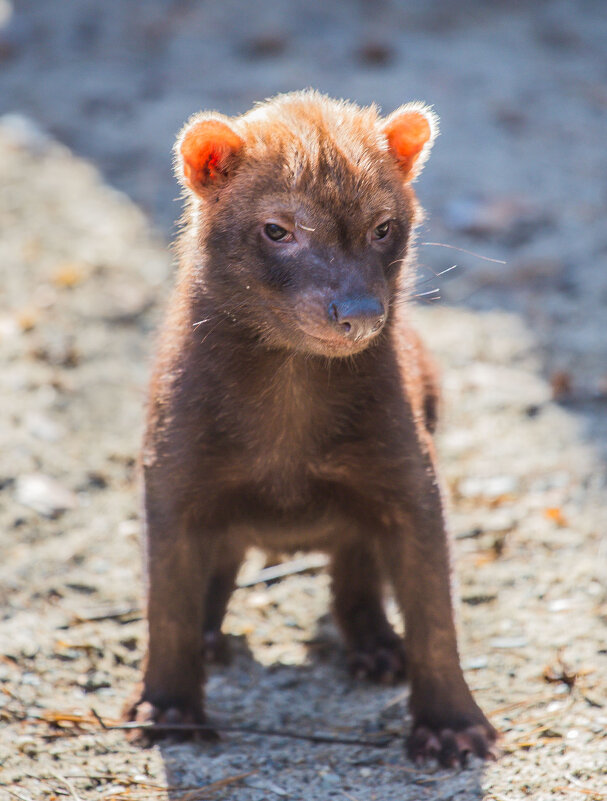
left=1, top=2, right=606, bottom=800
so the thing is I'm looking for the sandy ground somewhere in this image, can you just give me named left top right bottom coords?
left=0, top=2, right=606, bottom=800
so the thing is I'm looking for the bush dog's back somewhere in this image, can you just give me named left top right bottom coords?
left=126, top=91, right=498, bottom=766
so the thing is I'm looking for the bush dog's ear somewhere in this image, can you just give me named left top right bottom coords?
left=382, top=104, right=438, bottom=182
left=176, top=114, right=244, bottom=195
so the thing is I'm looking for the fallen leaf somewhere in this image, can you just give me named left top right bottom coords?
left=51, top=260, right=88, bottom=288
left=545, top=507, right=568, bottom=527
left=551, top=370, right=572, bottom=399
left=16, top=306, right=39, bottom=331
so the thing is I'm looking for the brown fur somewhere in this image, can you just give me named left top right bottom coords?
left=125, top=91, right=497, bottom=766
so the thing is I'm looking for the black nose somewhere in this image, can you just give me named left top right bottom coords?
left=328, top=295, right=386, bottom=341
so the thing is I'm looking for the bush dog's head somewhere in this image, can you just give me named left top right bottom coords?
left=176, top=91, right=437, bottom=358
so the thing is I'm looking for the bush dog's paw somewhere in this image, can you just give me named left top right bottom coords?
left=123, top=697, right=217, bottom=745
left=203, top=630, right=233, bottom=665
left=347, top=637, right=407, bottom=684
left=408, top=721, right=499, bottom=767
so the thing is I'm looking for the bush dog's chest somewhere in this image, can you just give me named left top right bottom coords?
left=157, top=321, right=428, bottom=548
left=188, top=341, right=394, bottom=514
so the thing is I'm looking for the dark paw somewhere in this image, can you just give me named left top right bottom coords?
left=347, top=637, right=407, bottom=685
left=408, top=722, right=499, bottom=767
left=203, top=630, right=232, bottom=665
left=123, top=697, right=218, bottom=745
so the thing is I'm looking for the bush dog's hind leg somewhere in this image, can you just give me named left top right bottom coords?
left=378, top=433, right=498, bottom=766
left=331, top=540, right=406, bottom=683
left=202, top=541, right=245, bottom=664
left=124, top=489, right=218, bottom=742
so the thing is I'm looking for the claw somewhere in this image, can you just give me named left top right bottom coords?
left=123, top=694, right=215, bottom=744
left=438, top=729, right=459, bottom=768
left=347, top=640, right=407, bottom=685
left=203, top=630, right=232, bottom=664
left=408, top=720, right=498, bottom=767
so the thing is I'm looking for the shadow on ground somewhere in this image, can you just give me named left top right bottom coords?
left=157, top=633, right=488, bottom=800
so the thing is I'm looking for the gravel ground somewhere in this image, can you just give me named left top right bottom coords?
left=0, top=2, right=606, bottom=800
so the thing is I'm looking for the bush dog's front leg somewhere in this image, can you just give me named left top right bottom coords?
left=380, top=437, right=498, bottom=766
left=125, top=491, right=218, bottom=741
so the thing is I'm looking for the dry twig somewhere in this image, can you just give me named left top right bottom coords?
left=237, top=554, right=328, bottom=587
left=176, top=772, right=256, bottom=801
left=95, top=714, right=394, bottom=748
left=552, top=786, right=606, bottom=799
left=50, top=772, right=84, bottom=801
left=31, top=707, right=395, bottom=749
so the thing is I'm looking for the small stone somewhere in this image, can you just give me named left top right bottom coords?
left=85, top=470, right=108, bottom=489
left=357, top=40, right=394, bottom=66
left=248, top=591, right=272, bottom=609
left=100, top=284, right=152, bottom=323
left=463, top=655, right=489, bottom=670
left=548, top=599, right=575, bottom=612
left=320, top=771, right=341, bottom=785
left=493, top=105, right=527, bottom=133
left=16, top=737, right=37, bottom=757
left=24, top=412, right=64, bottom=442
left=0, top=113, right=49, bottom=154
left=78, top=670, right=111, bottom=692
left=489, top=637, right=528, bottom=649
left=0, top=3, right=30, bottom=62
left=484, top=509, right=517, bottom=533
left=246, top=777, right=289, bottom=796
left=118, top=519, right=140, bottom=539
left=241, top=32, right=288, bottom=59
left=443, top=193, right=550, bottom=243
left=458, top=474, right=518, bottom=499
left=463, top=594, right=497, bottom=606
left=511, top=257, right=566, bottom=289
left=15, top=473, right=78, bottom=518
left=19, top=640, right=40, bottom=659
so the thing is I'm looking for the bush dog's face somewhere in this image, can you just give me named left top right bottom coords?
left=176, top=92, right=437, bottom=357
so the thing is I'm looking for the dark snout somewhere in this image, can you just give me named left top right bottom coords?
left=328, top=295, right=386, bottom=342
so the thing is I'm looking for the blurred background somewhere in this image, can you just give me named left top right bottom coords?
left=0, top=2, right=606, bottom=800
left=2, top=0, right=606, bottom=416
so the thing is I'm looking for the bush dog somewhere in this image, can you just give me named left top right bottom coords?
left=126, top=91, right=498, bottom=765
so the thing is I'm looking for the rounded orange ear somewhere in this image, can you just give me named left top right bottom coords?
left=383, top=105, right=437, bottom=181
left=178, top=117, right=244, bottom=194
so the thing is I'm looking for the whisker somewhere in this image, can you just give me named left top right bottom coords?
left=431, top=264, right=458, bottom=278
left=419, top=242, right=506, bottom=265
left=196, top=299, right=251, bottom=344
left=414, top=264, right=457, bottom=285
left=390, top=287, right=442, bottom=308
left=200, top=317, right=228, bottom=345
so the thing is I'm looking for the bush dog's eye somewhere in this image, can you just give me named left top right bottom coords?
left=264, top=223, right=291, bottom=242
left=373, top=220, right=391, bottom=240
